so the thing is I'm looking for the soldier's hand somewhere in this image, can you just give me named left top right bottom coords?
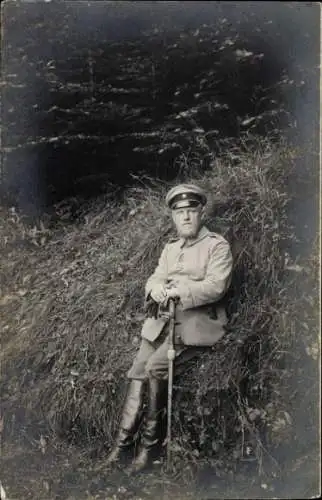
left=150, top=284, right=167, bottom=304
left=165, top=287, right=180, bottom=299
left=162, top=287, right=180, bottom=306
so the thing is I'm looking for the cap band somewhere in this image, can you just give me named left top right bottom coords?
left=169, top=192, right=204, bottom=209
left=172, top=199, right=201, bottom=210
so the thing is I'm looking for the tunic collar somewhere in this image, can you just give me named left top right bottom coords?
left=179, top=225, right=210, bottom=248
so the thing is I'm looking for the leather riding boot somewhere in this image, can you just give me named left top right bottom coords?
left=106, top=379, right=145, bottom=466
left=126, top=377, right=168, bottom=475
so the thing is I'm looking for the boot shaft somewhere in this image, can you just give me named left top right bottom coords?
left=119, top=380, right=145, bottom=427
left=146, top=377, right=168, bottom=415
left=140, top=377, right=168, bottom=448
left=115, top=379, right=145, bottom=447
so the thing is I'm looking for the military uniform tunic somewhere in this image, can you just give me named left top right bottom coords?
left=127, top=225, right=233, bottom=380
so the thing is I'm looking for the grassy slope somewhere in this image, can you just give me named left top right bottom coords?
left=0, top=137, right=320, bottom=498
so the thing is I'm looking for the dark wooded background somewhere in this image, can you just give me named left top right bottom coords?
left=0, top=1, right=319, bottom=217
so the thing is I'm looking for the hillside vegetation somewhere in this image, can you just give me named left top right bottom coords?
left=1, top=137, right=319, bottom=497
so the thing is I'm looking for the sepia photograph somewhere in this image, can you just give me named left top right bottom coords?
left=0, top=1, right=320, bottom=499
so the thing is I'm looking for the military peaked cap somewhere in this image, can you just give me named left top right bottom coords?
left=165, top=183, right=207, bottom=209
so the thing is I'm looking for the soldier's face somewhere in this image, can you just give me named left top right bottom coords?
left=171, top=204, right=203, bottom=238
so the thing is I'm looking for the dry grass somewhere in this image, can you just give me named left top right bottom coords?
left=0, top=136, right=319, bottom=483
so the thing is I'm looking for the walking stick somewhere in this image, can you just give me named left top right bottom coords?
left=166, top=298, right=176, bottom=471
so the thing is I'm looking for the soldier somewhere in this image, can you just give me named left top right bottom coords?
left=106, top=183, right=233, bottom=474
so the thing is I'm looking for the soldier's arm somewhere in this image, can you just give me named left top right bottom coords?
left=144, top=245, right=169, bottom=299
left=176, top=239, right=233, bottom=310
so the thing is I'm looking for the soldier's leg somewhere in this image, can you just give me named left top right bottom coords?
left=106, top=339, right=155, bottom=466
left=128, top=340, right=202, bottom=474
left=127, top=338, right=156, bottom=380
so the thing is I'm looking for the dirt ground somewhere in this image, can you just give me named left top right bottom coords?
left=0, top=409, right=319, bottom=500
